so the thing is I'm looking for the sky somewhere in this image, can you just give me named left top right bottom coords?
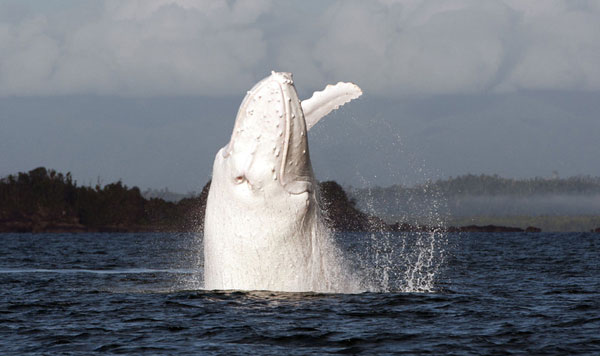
left=1, top=0, right=600, bottom=192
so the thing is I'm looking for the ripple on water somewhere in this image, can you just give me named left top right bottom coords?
left=0, top=232, right=599, bottom=355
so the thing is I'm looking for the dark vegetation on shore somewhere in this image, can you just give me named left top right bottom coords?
left=2, top=167, right=598, bottom=233
left=0, top=168, right=207, bottom=233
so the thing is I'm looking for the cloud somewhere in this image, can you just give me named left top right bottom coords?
left=0, top=0, right=272, bottom=96
left=1, top=0, right=599, bottom=96
left=307, top=0, right=600, bottom=95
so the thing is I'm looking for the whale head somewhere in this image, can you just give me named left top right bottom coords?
left=218, top=71, right=313, bottom=198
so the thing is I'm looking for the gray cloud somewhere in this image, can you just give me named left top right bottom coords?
left=0, top=0, right=272, bottom=96
left=1, top=0, right=599, bottom=96
left=307, top=0, right=600, bottom=95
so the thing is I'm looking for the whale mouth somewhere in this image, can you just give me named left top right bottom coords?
left=225, top=72, right=313, bottom=195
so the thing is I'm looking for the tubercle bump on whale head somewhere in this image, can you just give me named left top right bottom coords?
left=222, top=71, right=313, bottom=195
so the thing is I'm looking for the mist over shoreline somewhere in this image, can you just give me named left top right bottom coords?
left=348, top=174, right=600, bottom=220
left=349, top=193, right=600, bottom=218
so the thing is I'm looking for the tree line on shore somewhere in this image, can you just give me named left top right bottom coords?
left=0, top=167, right=205, bottom=233
left=0, top=167, right=382, bottom=233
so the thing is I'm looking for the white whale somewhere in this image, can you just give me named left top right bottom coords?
left=203, top=71, right=362, bottom=292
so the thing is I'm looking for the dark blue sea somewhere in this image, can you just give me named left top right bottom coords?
left=1, top=232, right=599, bottom=355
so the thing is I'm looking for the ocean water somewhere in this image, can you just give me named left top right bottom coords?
left=1, top=232, right=599, bottom=355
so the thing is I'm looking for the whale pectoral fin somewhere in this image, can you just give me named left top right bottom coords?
left=301, top=82, right=363, bottom=131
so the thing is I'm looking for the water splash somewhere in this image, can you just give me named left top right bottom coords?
left=348, top=163, right=448, bottom=293
left=311, top=113, right=449, bottom=293
left=348, top=215, right=447, bottom=293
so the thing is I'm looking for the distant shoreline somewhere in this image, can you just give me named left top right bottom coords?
left=3, top=220, right=598, bottom=234
left=2, top=168, right=600, bottom=234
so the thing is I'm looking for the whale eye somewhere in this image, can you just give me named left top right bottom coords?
left=234, top=175, right=245, bottom=184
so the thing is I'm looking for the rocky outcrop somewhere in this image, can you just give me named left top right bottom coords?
left=450, top=225, right=524, bottom=233
left=318, top=181, right=387, bottom=232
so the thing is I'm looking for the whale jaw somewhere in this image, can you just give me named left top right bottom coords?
left=223, top=71, right=313, bottom=196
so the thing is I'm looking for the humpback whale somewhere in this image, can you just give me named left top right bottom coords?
left=204, top=71, right=362, bottom=292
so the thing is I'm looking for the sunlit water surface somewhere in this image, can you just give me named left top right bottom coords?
left=1, top=232, right=599, bottom=355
